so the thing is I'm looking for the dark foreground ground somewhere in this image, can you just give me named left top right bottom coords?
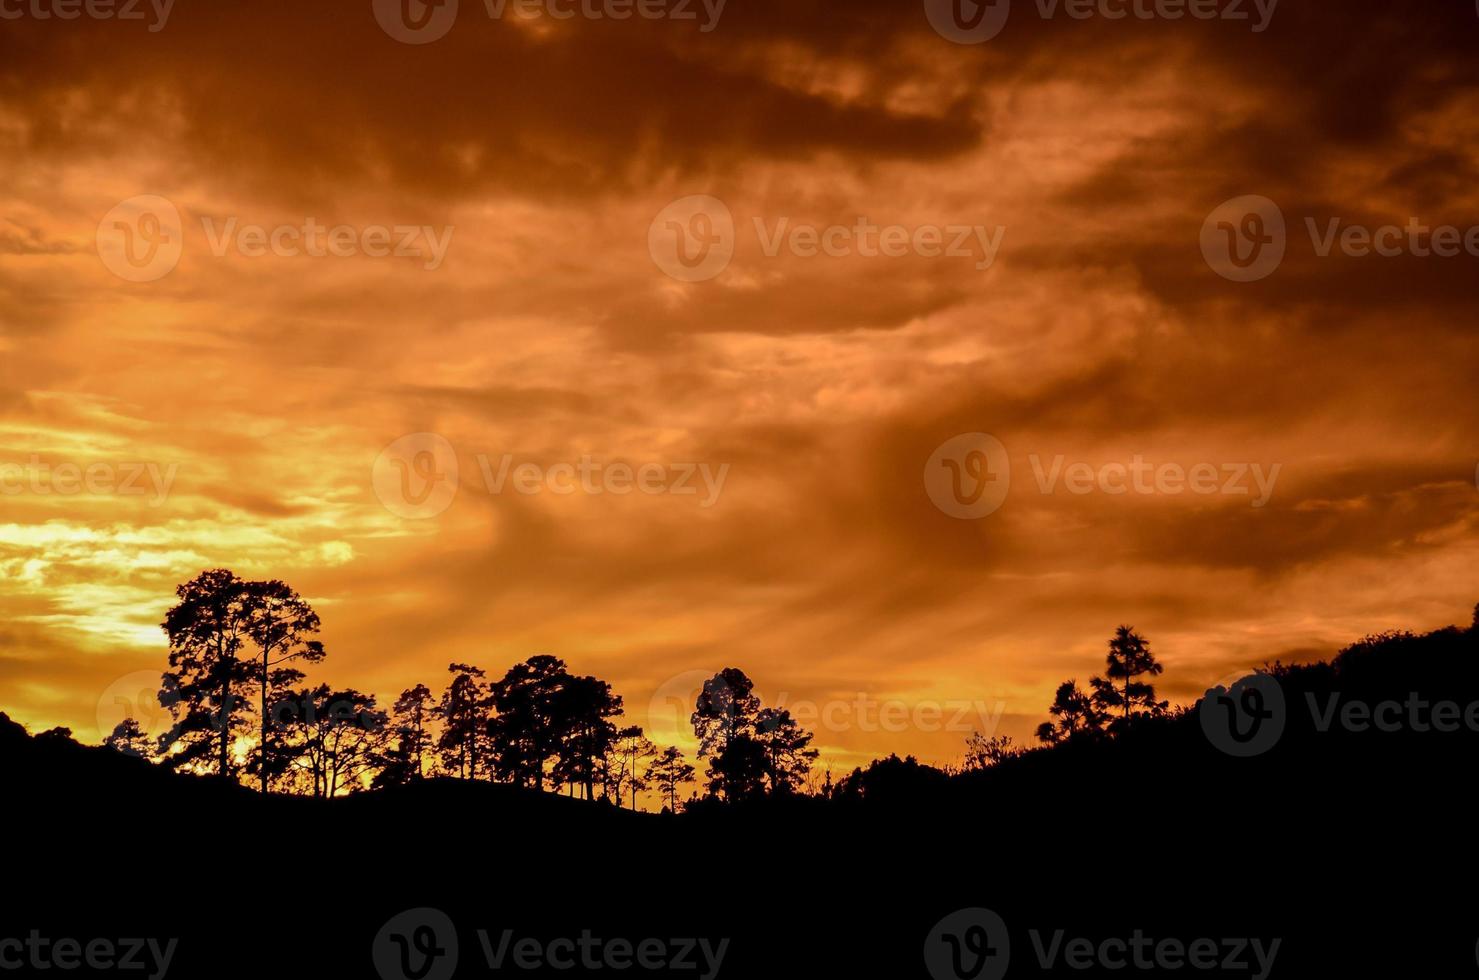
left=6, top=617, right=1479, bottom=978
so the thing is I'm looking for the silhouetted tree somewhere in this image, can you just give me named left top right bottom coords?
left=818, top=768, right=834, bottom=800
left=606, top=726, right=656, bottom=809
left=159, top=569, right=256, bottom=778
left=552, top=673, right=624, bottom=799
left=374, top=684, right=436, bottom=788
left=243, top=579, right=325, bottom=794
left=646, top=745, right=695, bottom=812
left=691, top=667, right=760, bottom=758
left=275, top=686, right=386, bottom=797
left=103, top=718, right=153, bottom=758
left=705, top=734, right=769, bottom=802
left=1090, top=626, right=1168, bottom=727
left=245, top=665, right=308, bottom=790
left=1034, top=680, right=1105, bottom=744
left=487, top=656, right=567, bottom=789
left=753, top=707, right=819, bottom=793
left=437, top=663, right=490, bottom=780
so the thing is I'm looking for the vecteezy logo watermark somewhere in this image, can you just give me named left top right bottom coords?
left=0, top=0, right=174, bottom=31
left=373, top=433, right=462, bottom=520
left=648, top=195, right=735, bottom=283
left=1200, top=195, right=1287, bottom=283
left=923, top=0, right=1011, bottom=43
left=925, top=0, right=1278, bottom=44
left=924, top=433, right=1011, bottom=520
left=1201, top=674, right=1479, bottom=756
left=924, top=908, right=1010, bottom=980
left=96, top=670, right=170, bottom=748
left=0, top=457, right=179, bottom=506
left=1200, top=672, right=1285, bottom=758
left=1028, top=928, right=1280, bottom=977
left=1204, top=194, right=1479, bottom=282
left=925, top=438, right=1280, bottom=520
left=0, top=933, right=179, bottom=979
left=373, top=434, right=731, bottom=519
left=373, top=0, right=725, bottom=44
left=373, top=0, right=461, bottom=43
left=373, top=909, right=458, bottom=980
left=648, top=195, right=1006, bottom=283
left=96, top=196, right=184, bottom=283
left=97, top=196, right=456, bottom=281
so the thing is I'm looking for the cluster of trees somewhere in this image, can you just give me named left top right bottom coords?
left=944, top=625, right=1171, bottom=773
left=1031, top=625, right=1169, bottom=745
left=370, top=656, right=691, bottom=806
left=117, top=569, right=704, bottom=808
left=689, top=667, right=820, bottom=801
left=110, top=570, right=1175, bottom=806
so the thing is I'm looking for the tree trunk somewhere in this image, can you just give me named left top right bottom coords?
left=219, top=675, right=231, bottom=778
left=260, top=649, right=269, bottom=794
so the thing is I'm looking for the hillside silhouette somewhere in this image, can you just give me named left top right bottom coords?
left=7, top=606, right=1479, bottom=976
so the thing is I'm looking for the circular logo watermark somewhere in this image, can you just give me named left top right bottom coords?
left=373, top=0, right=459, bottom=43
left=924, top=0, right=1010, bottom=43
left=95, top=669, right=169, bottom=748
left=648, top=195, right=735, bottom=283
left=96, top=195, right=184, bottom=283
left=924, top=433, right=1010, bottom=520
left=373, top=908, right=458, bottom=980
left=1201, top=195, right=1286, bottom=283
left=646, top=669, right=713, bottom=742
left=373, top=433, right=461, bottom=519
left=924, top=907, right=1010, bottom=980
left=1199, top=671, right=1285, bottom=757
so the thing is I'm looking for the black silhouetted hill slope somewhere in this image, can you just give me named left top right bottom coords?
left=6, top=611, right=1479, bottom=977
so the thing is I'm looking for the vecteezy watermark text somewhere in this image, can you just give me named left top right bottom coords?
left=647, top=670, right=1005, bottom=738
left=0, top=0, right=173, bottom=31
left=372, top=433, right=731, bottom=519
left=1029, top=455, right=1281, bottom=507
left=924, top=434, right=1282, bottom=521
left=480, top=930, right=728, bottom=977
left=199, top=217, right=454, bottom=270
left=476, top=454, right=729, bottom=507
left=1202, top=194, right=1479, bottom=282
left=648, top=195, right=1005, bottom=283
left=96, top=195, right=455, bottom=282
left=0, top=933, right=178, bottom=980
left=372, top=0, right=725, bottom=45
left=371, top=909, right=726, bottom=980
left=924, top=0, right=1278, bottom=45
left=0, top=458, right=178, bottom=506
left=1029, top=929, right=1280, bottom=978
left=923, top=909, right=1280, bottom=980
left=1202, top=672, right=1479, bottom=757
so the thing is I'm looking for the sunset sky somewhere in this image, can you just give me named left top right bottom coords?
left=3, top=0, right=1477, bottom=774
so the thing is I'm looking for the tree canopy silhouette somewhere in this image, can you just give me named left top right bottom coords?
left=1089, top=626, right=1168, bottom=727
